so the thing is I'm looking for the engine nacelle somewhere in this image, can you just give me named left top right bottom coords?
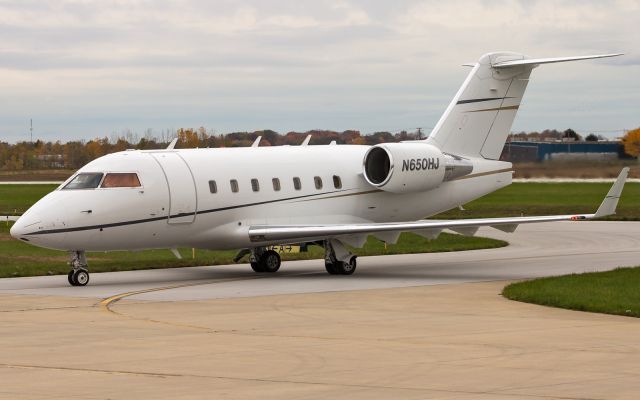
left=362, top=143, right=446, bottom=193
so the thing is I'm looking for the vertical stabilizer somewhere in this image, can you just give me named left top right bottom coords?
left=425, top=51, right=622, bottom=160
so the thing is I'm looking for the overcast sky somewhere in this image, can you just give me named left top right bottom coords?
left=1, top=0, right=638, bottom=143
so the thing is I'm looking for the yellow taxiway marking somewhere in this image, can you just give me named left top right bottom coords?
left=98, top=270, right=320, bottom=333
left=100, top=276, right=265, bottom=312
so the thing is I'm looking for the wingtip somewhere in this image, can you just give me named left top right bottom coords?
left=593, top=168, right=629, bottom=218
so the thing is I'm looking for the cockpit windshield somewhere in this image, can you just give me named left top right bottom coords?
left=62, top=173, right=104, bottom=190
left=101, top=173, right=141, bottom=188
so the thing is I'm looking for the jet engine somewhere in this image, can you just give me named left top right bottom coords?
left=362, top=143, right=472, bottom=193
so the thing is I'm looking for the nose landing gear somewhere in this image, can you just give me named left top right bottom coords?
left=68, top=250, right=90, bottom=286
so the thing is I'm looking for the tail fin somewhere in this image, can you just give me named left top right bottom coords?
left=425, top=52, right=622, bottom=160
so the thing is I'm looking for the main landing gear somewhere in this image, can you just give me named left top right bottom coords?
left=68, top=250, right=89, bottom=286
left=323, top=239, right=357, bottom=275
left=249, top=247, right=281, bottom=273
left=243, top=239, right=357, bottom=275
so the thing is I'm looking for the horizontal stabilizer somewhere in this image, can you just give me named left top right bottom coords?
left=493, top=53, right=623, bottom=68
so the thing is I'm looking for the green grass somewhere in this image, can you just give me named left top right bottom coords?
left=436, top=182, right=640, bottom=220
left=0, top=184, right=58, bottom=215
left=503, top=267, right=640, bottom=318
left=0, top=222, right=506, bottom=278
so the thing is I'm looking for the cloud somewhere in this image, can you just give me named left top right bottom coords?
left=0, top=0, right=637, bottom=142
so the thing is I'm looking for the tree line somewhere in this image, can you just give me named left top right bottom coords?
left=2, top=126, right=637, bottom=171
left=0, top=128, right=423, bottom=170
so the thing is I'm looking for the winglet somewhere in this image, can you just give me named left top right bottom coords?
left=493, top=53, right=623, bottom=68
left=166, top=138, right=178, bottom=150
left=251, top=136, right=262, bottom=147
left=301, top=134, right=312, bottom=146
left=593, top=167, right=629, bottom=218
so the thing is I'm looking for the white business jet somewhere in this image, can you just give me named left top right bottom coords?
left=11, top=51, right=628, bottom=286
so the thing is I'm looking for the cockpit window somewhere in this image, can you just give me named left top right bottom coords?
left=62, top=173, right=104, bottom=190
left=101, top=173, right=141, bottom=188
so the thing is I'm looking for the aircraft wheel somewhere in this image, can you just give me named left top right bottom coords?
left=325, top=262, right=340, bottom=275
left=68, top=270, right=76, bottom=286
left=250, top=261, right=265, bottom=273
left=262, top=250, right=281, bottom=273
left=337, top=256, right=357, bottom=275
left=72, top=269, right=90, bottom=286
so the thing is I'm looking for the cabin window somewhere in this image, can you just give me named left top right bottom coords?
left=314, top=176, right=323, bottom=190
left=101, top=173, right=141, bottom=188
left=251, top=178, right=260, bottom=192
left=333, top=175, right=342, bottom=189
left=63, top=173, right=104, bottom=190
left=272, top=178, right=281, bottom=191
left=230, top=179, right=239, bottom=193
left=208, top=180, right=217, bottom=194
left=293, top=177, right=301, bottom=190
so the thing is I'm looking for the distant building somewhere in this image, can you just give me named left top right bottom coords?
left=500, top=141, right=625, bottom=162
left=36, top=154, right=64, bottom=168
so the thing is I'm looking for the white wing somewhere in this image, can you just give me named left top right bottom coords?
left=249, top=168, right=628, bottom=244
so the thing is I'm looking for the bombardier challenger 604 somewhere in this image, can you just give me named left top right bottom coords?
left=11, top=51, right=628, bottom=286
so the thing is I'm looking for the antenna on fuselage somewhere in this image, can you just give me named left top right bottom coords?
left=251, top=136, right=262, bottom=147
left=301, top=134, right=312, bottom=146
left=166, top=138, right=178, bottom=150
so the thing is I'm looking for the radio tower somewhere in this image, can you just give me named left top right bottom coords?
left=30, top=119, right=33, bottom=143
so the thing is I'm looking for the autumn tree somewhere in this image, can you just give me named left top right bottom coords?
left=622, top=127, right=640, bottom=159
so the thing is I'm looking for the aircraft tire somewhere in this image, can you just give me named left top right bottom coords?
left=262, top=250, right=281, bottom=273
left=250, top=261, right=266, bottom=273
left=68, top=270, right=76, bottom=286
left=72, top=269, right=90, bottom=286
left=338, top=256, right=357, bottom=275
left=325, top=262, right=340, bottom=275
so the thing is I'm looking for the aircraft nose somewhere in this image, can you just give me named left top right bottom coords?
left=10, top=214, right=41, bottom=239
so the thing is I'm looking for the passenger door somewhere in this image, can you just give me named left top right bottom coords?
left=152, top=152, right=197, bottom=224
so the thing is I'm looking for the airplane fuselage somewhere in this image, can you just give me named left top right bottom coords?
left=12, top=145, right=512, bottom=252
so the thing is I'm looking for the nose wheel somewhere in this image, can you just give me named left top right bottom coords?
left=68, top=250, right=90, bottom=286
left=68, top=268, right=90, bottom=286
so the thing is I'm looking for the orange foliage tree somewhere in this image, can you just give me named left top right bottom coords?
left=622, top=127, right=640, bottom=159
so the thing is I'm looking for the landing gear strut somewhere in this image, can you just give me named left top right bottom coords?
left=324, top=239, right=357, bottom=275
left=249, top=247, right=281, bottom=273
left=68, top=250, right=89, bottom=286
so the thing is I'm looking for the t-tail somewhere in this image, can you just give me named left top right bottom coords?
left=425, top=52, right=622, bottom=159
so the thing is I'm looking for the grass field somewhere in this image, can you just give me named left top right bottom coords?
left=436, top=182, right=640, bottom=220
left=0, top=222, right=505, bottom=278
left=503, top=267, right=640, bottom=318
left=0, top=184, right=59, bottom=215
